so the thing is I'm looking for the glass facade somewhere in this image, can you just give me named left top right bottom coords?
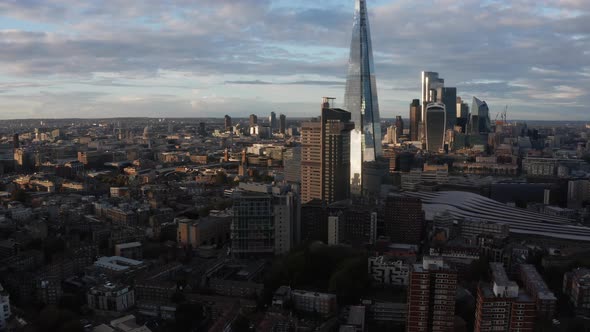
left=471, top=97, right=490, bottom=134
left=426, top=103, right=446, bottom=152
left=344, top=0, right=382, bottom=196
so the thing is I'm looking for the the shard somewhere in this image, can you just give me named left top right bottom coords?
left=344, top=0, right=382, bottom=196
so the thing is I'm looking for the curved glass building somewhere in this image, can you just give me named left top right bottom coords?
left=425, top=103, right=446, bottom=152
left=344, top=0, right=382, bottom=196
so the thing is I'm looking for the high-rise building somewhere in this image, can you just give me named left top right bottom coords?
left=269, top=111, right=277, bottom=131
left=470, top=97, right=490, bottom=134
left=456, top=97, right=469, bottom=133
left=231, top=183, right=299, bottom=257
left=198, top=122, right=206, bottom=136
left=409, top=99, right=421, bottom=141
left=344, top=0, right=382, bottom=196
left=249, top=114, right=258, bottom=127
left=407, top=257, right=457, bottom=332
left=224, top=115, right=232, bottom=131
left=283, top=146, right=301, bottom=184
left=421, top=72, right=444, bottom=117
left=425, top=103, right=446, bottom=152
left=12, top=133, right=19, bottom=149
left=395, top=116, right=404, bottom=139
left=300, top=98, right=354, bottom=204
left=382, top=194, right=424, bottom=245
left=474, top=263, right=536, bottom=332
left=279, top=114, right=287, bottom=134
left=441, top=87, right=457, bottom=129
left=231, top=190, right=274, bottom=258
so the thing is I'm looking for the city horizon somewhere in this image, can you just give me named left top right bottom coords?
left=0, top=0, right=588, bottom=120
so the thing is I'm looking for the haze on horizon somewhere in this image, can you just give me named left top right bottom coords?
left=0, top=0, right=588, bottom=121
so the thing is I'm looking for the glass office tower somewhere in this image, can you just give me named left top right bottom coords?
left=425, top=103, right=447, bottom=152
left=344, top=0, right=382, bottom=196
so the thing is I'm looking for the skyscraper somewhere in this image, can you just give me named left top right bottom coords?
left=441, top=87, right=457, bottom=129
left=224, top=115, right=232, bottom=131
left=395, top=116, right=404, bottom=139
left=425, top=103, right=446, bottom=152
left=249, top=114, right=258, bottom=127
left=279, top=114, right=287, bottom=134
left=470, top=97, right=490, bottom=134
left=409, top=99, right=421, bottom=141
left=301, top=98, right=354, bottom=204
left=269, top=111, right=277, bottom=131
left=456, top=97, right=469, bottom=133
left=421, top=72, right=444, bottom=116
left=344, top=0, right=382, bottom=196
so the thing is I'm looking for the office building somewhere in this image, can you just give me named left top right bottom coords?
left=279, top=114, right=287, bottom=134
left=409, top=99, right=421, bottom=141
left=269, top=111, right=277, bottom=131
left=441, top=87, right=457, bottom=129
left=456, top=97, right=469, bottom=133
left=231, top=191, right=274, bottom=258
left=382, top=194, right=424, bottom=245
left=421, top=72, right=444, bottom=115
left=249, top=114, right=258, bottom=127
left=87, top=283, right=135, bottom=313
left=344, top=0, right=382, bottom=196
left=470, top=97, right=490, bottom=134
left=327, top=200, right=377, bottom=247
left=300, top=199, right=328, bottom=243
left=425, top=103, right=446, bottom=152
left=231, top=184, right=299, bottom=257
left=301, top=98, right=354, bottom=204
left=474, top=263, right=536, bottom=332
left=224, top=114, right=232, bottom=131
left=395, top=115, right=404, bottom=139
left=407, top=256, right=457, bottom=332
left=291, top=289, right=337, bottom=317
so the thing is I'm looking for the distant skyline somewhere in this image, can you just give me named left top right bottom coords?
left=0, top=0, right=589, bottom=120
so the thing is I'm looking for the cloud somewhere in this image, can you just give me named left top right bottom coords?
left=0, top=0, right=588, bottom=119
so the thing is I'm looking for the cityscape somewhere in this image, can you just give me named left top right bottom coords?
left=0, top=1, right=590, bottom=332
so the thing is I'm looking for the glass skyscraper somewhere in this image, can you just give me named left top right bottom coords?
left=344, top=0, right=382, bottom=196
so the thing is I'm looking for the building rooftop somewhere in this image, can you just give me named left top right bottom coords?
left=95, top=256, right=143, bottom=272
left=405, top=191, right=590, bottom=241
left=115, top=242, right=142, bottom=250
left=520, top=264, right=557, bottom=301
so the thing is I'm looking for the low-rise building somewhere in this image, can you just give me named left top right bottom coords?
left=87, top=283, right=135, bottom=313
left=114, top=242, right=143, bottom=260
left=563, top=268, right=590, bottom=314
left=291, top=289, right=337, bottom=317
left=93, top=256, right=146, bottom=276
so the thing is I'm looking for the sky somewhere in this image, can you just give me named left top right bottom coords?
left=0, top=0, right=589, bottom=120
